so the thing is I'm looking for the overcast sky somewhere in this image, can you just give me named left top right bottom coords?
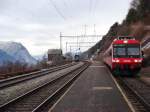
left=0, top=0, right=132, bottom=56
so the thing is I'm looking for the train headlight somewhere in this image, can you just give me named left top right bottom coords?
left=116, top=60, right=120, bottom=62
left=124, top=40, right=128, bottom=43
left=134, top=59, right=138, bottom=62
left=112, top=59, right=120, bottom=62
left=134, top=59, right=142, bottom=62
left=138, top=60, right=142, bottom=62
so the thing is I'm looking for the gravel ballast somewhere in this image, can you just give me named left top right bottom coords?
left=0, top=62, right=83, bottom=105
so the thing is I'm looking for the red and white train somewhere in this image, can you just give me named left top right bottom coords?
left=103, top=36, right=143, bottom=76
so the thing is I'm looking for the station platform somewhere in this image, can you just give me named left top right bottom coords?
left=50, top=61, right=132, bottom=112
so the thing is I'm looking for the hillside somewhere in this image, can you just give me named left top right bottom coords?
left=87, top=0, right=150, bottom=65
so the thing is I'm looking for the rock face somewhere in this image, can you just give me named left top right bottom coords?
left=0, top=41, right=37, bottom=65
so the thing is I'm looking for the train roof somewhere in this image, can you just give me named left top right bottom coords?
left=113, top=39, right=140, bottom=44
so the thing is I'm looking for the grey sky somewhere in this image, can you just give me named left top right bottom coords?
left=0, top=0, right=132, bottom=55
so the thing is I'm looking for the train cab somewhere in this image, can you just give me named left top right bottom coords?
left=104, top=36, right=143, bottom=75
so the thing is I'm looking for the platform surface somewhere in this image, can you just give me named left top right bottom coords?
left=50, top=61, right=132, bottom=112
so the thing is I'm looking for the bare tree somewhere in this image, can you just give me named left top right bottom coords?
left=131, top=0, right=140, bottom=10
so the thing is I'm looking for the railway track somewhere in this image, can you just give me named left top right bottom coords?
left=0, top=62, right=90, bottom=112
left=117, top=77, right=150, bottom=112
left=0, top=62, right=77, bottom=89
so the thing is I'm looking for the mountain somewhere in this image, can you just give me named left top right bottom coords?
left=0, top=49, right=15, bottom=65
left=34, top=54, right=46, bottom=61
left=0, top=41, right=37, bottom=65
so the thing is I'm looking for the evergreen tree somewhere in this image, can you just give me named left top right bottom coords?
left=126, top=0, right=150, bottom=24
left=126, top=8, right=139, bottom=24
left=137, top=0, right=150, bottom=18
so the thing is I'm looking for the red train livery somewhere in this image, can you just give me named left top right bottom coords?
left=103, top=36, right=143, bottom=75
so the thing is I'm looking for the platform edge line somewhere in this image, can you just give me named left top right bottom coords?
left=48, top=68, right=86, bottom=112
left=107, top=69, right=136, bottom=112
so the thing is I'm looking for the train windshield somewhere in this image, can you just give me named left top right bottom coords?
left=127, top=44, right=141, bottom=58
left=113, top=44, right=141, bottom=58
left=114, top=47, right=126, bottom=57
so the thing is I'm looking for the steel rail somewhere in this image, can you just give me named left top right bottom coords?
left=0, top=62, right=89, bottom=112
left=118, top=77, right=150, bottom=112
left=0, top=62, right=77, bottom=89
left=32, top=63, right=89, bottom=112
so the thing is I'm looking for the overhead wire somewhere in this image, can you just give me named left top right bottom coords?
left=48, top=0, right=67, bottom=21
left=62, top=0, right=69, bottom=9
left=92, top=0, right=98, bottom=17
left=89, top=0, right=93, bottom=16
left=61, top=0, right=73, bottom=19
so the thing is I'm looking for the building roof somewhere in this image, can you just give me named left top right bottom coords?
left=48, top=49, right=62, bottom=55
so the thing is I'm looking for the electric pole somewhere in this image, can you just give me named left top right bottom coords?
left=84, top=24, right=87, bottom=36
left=94, top=24, right=96, bottom=35
left=60, top=32, right=62, bottom=52
left=66, top=42, right=68, bottom=52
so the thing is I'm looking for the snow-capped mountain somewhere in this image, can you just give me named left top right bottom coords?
left=0, top=41, right=37, bottom=65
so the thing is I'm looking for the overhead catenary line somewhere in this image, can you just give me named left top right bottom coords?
left=62, top=0, right=71, bottom=10
left=62, top=0, right=68, bottom=8
left=61, top=0, right=73, bottom=19
left=88, top=0, right=99, bottom=22
left=89, top=0, right=93, bottom=15
left=49, top=0, right=67, bottom=21
left=92, top=0, right=98, bottom=17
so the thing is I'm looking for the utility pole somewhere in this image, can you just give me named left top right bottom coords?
left=77, top=35, right=79, bottom=49
left=66, top=42, right=68, bottom=53
left=94, top=24, right=96, bottom=35
left=70, top=46, right=71, bottom=52
left=84, top=24, right=87, bottom=36
left=60, top=32, right=62, bottom=52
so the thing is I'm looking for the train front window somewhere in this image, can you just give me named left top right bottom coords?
left=113, top=44, right=141, bottom=58
left=127, top=46, right=140, bottom=58
left=113, top=47, right=126, bottom=58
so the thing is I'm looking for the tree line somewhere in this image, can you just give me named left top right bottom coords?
left=126, top=0, right=150, bottom=24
